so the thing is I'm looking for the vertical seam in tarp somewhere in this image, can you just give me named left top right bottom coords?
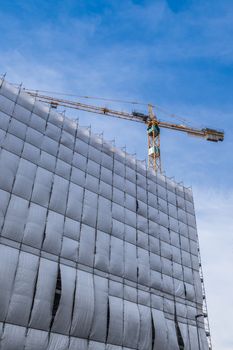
left=2, top=84, right=24, bottom=324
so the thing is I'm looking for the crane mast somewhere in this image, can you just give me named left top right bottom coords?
left=147, top=104, right=161, bottom=172
left=25, top=90, right=224, bottom=172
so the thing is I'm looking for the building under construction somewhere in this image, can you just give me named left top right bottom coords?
left=0, top=78, right=211, bottom=349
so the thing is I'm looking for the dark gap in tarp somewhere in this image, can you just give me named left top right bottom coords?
left=151, top=311, right=155, bottom=350
left=106, top=298, right=110, bottom=342
left=175, top=306, right=185, bottom=350
left=69, top=269, right=77, bottom=335
left=28, top=258, right=41, bottom=326
left=50, top=265, right=62, bottom=328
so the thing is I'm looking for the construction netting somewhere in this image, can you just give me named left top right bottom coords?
left=0, top=78, right=208, bottom=349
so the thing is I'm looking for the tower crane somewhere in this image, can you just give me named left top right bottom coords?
left=25, top=90, right=224, bottom=172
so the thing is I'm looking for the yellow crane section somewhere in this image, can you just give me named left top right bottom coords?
left=25, top=91, right=224, bottom=172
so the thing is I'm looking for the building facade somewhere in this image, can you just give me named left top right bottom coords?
left=0, top=78, right=209, bottom=349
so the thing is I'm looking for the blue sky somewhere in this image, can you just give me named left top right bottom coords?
left=0, top=0, right=232, bottom=349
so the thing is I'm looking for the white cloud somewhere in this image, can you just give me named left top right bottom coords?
left=0, top=50, right=64, bottom=91
left=0, top=3, right=232, bottom=348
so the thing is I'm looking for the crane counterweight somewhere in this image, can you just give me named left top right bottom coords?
left=202, top=128, right=224, bottom=142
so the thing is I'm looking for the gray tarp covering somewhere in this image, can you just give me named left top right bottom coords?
left=52, top=264, right=76, bottom=334
left=29, top=258, right=57, bottom=330
left=68, top=338, right=88, bottom=350
left=108, top=296, right=124, bottom=346
left=1, top=324, right=26, bottom=350
left=79, top=224, right=95, bottom=266
left=89, top=341, right=106, bottom=350
left=167, top=319, right=179, bottom=350
left=24, top=329, right=49, bottom=350
left=42, top=210, right=64, bottom=254
left=152, top=309, right=169, bottom=349
left=198, top=327, right=209, bottom=350
left=0, top=150, right=19, bottom=192
left=2, top=195, right=29, bottom=241
left=0, top=245, right=19, bottom=320
left=31, top=167, right=53, bottom=207
left=95, top=230, right=110, bottom=271
left=0, top=189, right=10, bottom=229
left=71, top=270, right=94, bottom=338
left=189, top=325, right=200, bottom=350
left=138, top=305, right=152, bottom=350
left=123, top=300, right=140, bottom=348
left=90, top=275, right=108, bottom=342
left=179, top=322, right=191, bottom=350
left=0, top=78, right=210, bottom=349
left=47, top=333, right=69, bottom=350
left=6, top=251, right=39, bottom=326
left=23, top=202, right=47, bottom=248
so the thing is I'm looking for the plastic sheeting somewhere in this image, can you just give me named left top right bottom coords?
left=42, top=210, right=64, bottom=255
left=29, top=258, right=57, bottom=330
left=123, top=300, right=140, bottom=348
left=0, top=245, right=19, bottom=320
left=138, top=305, right=152, bottom=350
left=23, top=203, right=47, bottom=248
left=24, top=329, right=49, bottom=350
left=137, top=247, right=150, bottom=286
left=95, top=230, right=110, bottom=271
left=0, top=189, right=10, bottom=230
left=31, top=167, right=53, bottom=207
left=47, top=333, right=69, bottom=350
left=108, top=296, right=124, bottom=346
left=79, top=224, right=95, bottom=266
left=0, top=322, right=3, bottom=341
left=124, top=242, right=137, bottom=281
left=6, top=251, right=39, bottom=326
left=166, top=319, right=179, bottom=350
left=49, top=175, right=69, bottom=215
left=69, top=338, right=87, bottom=350
left=0, top=79, right=210, bottom=350
left=90, top=275, right=108, bottom=342
left=189, top=325, right=199, bottom=350
left=152, top=309, right=169, bottom=349
left=52, top=264, right=76, bottom=334
left=12, top=158, right=36, bottom=200
left=2, top=195, right=29, bottom=241
left=179, top=322, right=191, bottom=350
left=0, top=150, right=19, bottom=192
left=89, top=341, right=106, bottom=350
left=1, top=324, right=26, bottom=350
left=71, top=270, right=94, bottom=338
left=198, top=327, right=209, bottom=350
left=110, top=236, right=124, bottom=277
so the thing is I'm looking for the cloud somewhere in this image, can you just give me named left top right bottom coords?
left=0, top=4, right=232, bottom=348
left=0, top=50, right=64, bottom=90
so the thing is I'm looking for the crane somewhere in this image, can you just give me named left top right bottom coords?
left=24, top=90, right=224, bottom=172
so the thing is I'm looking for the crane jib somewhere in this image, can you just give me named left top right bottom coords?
left=25, top=90, right=224, bottom=172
